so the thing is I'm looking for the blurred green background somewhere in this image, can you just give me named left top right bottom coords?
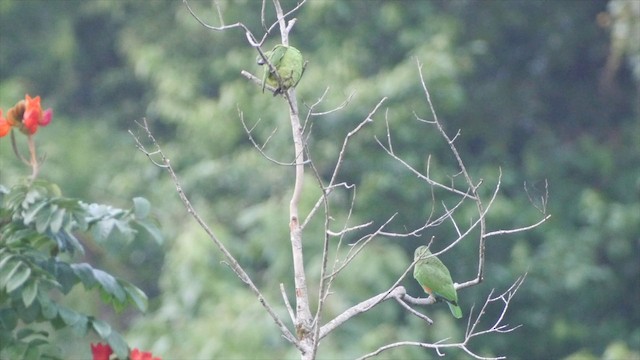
left=1, top=0, right=638, bottom=359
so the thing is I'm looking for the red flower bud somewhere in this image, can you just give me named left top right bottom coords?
left=130, top=348, right=162, bottom=360
left=91, top=342, right=113, bottom=360
left=40, top=108, right=53, bottom=126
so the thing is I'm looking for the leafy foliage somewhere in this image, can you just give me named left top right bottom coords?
left=0, top=180, right=161, bottom=359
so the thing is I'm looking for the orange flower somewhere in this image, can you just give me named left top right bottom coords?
left=130, top=348, right=162, bottom=360
left=0, top=95, right=53, bottom=136
left=0, top=110, right=10, bottom=137
left=91, top=343, right=113, bottom=360
left=22, top=95, right=44, bottom=134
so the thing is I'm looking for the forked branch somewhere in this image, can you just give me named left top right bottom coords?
left=356, top=276, right=527, bottom=360
left=317, top=61, right=549, bottom=355
left=128, top=119, right=301, bottom=351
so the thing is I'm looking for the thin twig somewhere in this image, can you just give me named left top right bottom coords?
left=129, top=119, right=302, bottom=351
left=302, top=98, right=385, bottom=227
left=304, top=146, right=332, bottom=359
left=280, top=283, right=296, bottom=324
left=484, top=215, right=551, bottom=238
left=355, top=276, right=526, bottom=360
left=237, top=106, right=310, bottom=166
left=415, top=58, right=488, bottom=283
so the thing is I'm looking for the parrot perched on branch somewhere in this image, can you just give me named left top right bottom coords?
left=413, top=246, right=463, bottom=319
left=256, top=44, right=304, bottom=95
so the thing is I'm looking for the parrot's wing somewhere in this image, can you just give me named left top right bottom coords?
left=425, top=258, right=459, bottom=305
left=270, top=45, right=287, bottom=92
left=269, top=45, right=287, bottom=69
left=414, top=255, right=461, bottom=316
left=294, top=60, right=306, bottom=88
left=262, top=45, right=287, bottom=93
left=284, top=47, right=304, bottom=88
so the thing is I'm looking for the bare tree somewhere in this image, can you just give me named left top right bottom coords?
left=130, top=1, right=550, bottom=359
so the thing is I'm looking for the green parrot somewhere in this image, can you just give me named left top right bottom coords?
left=413, top=246, right=463, bottom=319
left=256, top=44, right=304, bottom=95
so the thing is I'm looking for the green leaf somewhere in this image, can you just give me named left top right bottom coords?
left=0, top=255, right=17, bottom=287
left=114, top=220, right=136, bottom=243
left=54, top=231, right=85, bottom=257
left=17, top=299, right=39, bottom=323
left=50, top=314, right=67, bottom=330
left=92, top=218, right=116, bottom=242
left=22, top=280, right=38, bottom=307
left=35, top=203, right=54, bottom=233
left=58, top=305, right=81, bottom=326
left=84, top=203, right=125, bottom=223
left=22, top=200, right=48, bottom=225
left=134, top=219, right=164, bottom=245
left=93, top=269, right=126, bottom=302
left=69, top=313, right=89, bottom=336
left=6, top=261, right=31, bottom=292
left=122, top=282, right=148, bottom=312
left=38, top=294, right=58, bottom=320
left=91, top=318, right=112, bottom=339
left=70, top=263, right=97, bottom=288
left=55, top=261, right=80, bottom=294
left=133, top=197, right=151, bottom=219
left=107, top=331, right=130, bottom=360
left=23, top=189, right=42, bottom=208
left=49, top=208, right=65, bottom=233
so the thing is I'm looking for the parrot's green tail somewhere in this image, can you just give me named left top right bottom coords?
left=448, top=302, right=463, bottom=319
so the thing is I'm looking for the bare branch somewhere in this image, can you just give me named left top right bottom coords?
left=377, top=194, right=467, bottom=238
left=261, top=0, right=268, bottom=31
left=326, top=221, right=374, bottom=237
left=241, top=70, right=279, bottom=94
left=213, top=0, right=225, bottom=26
left=129, top=119, right=301, bottom=351
left=301, top=89, right=355, bottom=137
left=307, top=90, right=356, bottom=116
left=301, top=182, right=356, bottom=230
left=322, top=183, right=359, bottom=301
left=525, top=179, right=549, bottom=214
left=304, top=146, right=332, bottom=359
left=237, top=106, right=310, bottom=166
left=319, top=286, right=409, bottom=340
left=463, top=275, right=526, bottom=340
left=356, top=276, right=527, bottom=360
left=395, top=297, right=434, bottom=324
left=375, top=131, right=476, bottom=200
left=320, top=244, right=433, bottom=340
left=302, top=98, right=385, bottom=227
left=330, top=98, right=387, bottom=186
left=415, top=58, right=490, bottom=284
left=281, top=283, right=296, bottom=324
left=484, top=214, right=551, bottom=238
left=183, top=0, right=264, bottom=46
left=325, top=214, right=397, bottom=280
left=264, top=0, right=307, bottom=37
